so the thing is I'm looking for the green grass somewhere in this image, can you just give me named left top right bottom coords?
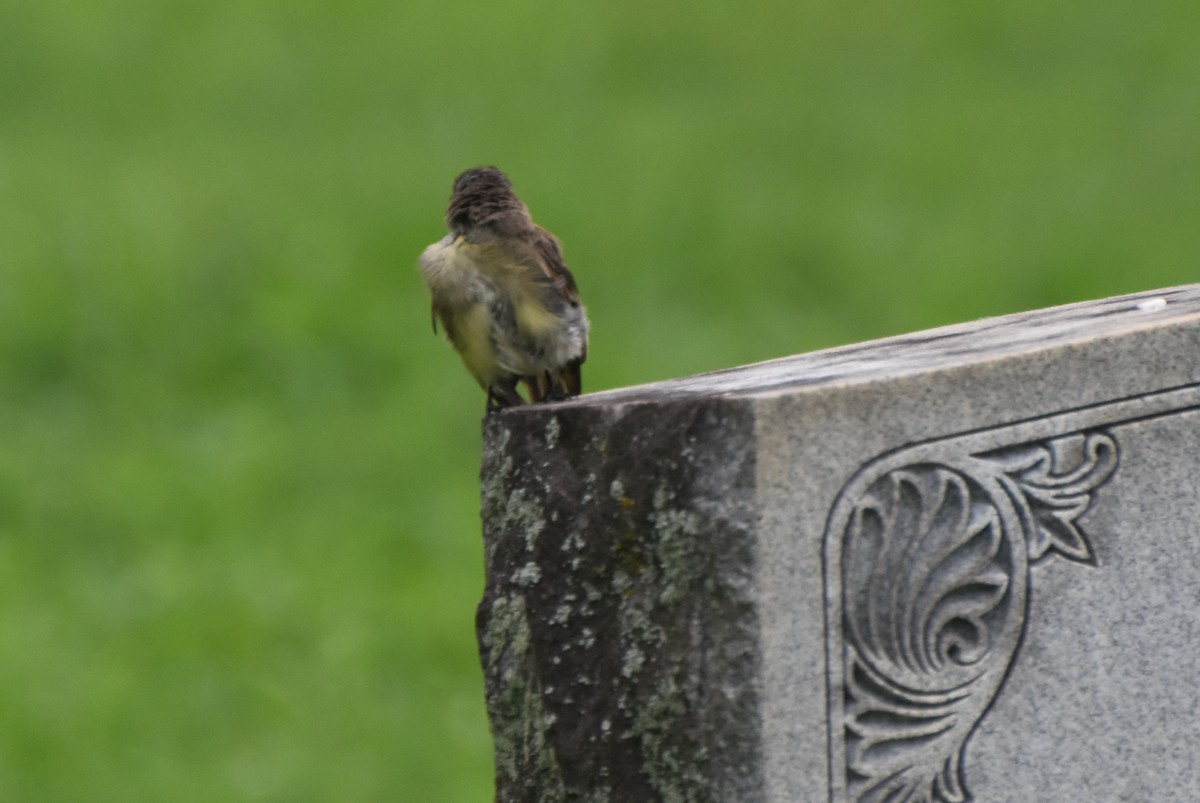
left=1, top=0, right=1198, bottom=799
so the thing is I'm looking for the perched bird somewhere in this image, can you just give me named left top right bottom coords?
left=418, top=167, right=589, bottom=411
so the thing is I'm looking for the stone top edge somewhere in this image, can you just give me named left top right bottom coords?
left=509, top=284, right=1200, bottom=411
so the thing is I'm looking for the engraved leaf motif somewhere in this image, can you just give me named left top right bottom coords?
left=984, top=432, right=1117, bottom=563
left=842, top=466, right=1024, bottom=803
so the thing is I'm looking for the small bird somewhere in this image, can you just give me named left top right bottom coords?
left=418, top=167, right=589, bottom=411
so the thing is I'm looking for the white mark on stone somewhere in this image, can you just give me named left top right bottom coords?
left=544, top=416, right=561, bottom=447
left=561, top=529, right=585, bottom=553
left=1137, top=297, right=1167, bottom=311
left=502, top=488, right=545, bottom=552
left=623, top=644, right=645, bottom=678
left=611, top=571, right=632, bottom=595
left=514, top=562, right=542, bottom=587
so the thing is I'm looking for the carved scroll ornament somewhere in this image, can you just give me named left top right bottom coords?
left=826, top=431, right=1118, bottom=803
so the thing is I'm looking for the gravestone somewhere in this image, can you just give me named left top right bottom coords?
left=476, top=284, right=1200, bottom=802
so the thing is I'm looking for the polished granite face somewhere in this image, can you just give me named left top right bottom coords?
left=477, top=284, right=1200, bottom=802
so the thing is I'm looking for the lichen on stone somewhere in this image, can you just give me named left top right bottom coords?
left=635, top=675, right=713, bottom=803
left=480, top=592, right=566, bottom=802
left=544, top=415, right=561, bottom=448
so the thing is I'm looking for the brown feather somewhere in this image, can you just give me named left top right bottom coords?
left=532, top=227, right=583, bottom=308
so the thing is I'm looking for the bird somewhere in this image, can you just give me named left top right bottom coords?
left=418, top=166, right=589, bottom=411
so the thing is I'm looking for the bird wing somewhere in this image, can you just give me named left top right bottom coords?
left=536, top=229, right=587, bottom=369
left=531, top=228, right=587, bottom=395
left=530, top=226, right=583, bottom=313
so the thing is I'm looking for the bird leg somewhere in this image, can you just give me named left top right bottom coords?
left=486, top=378, right=524, bottom=412
left=542, top=370, right=571, bottom=402
left=522, top=372, right=552, bottom=403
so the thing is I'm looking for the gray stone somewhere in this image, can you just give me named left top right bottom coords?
left=476, top=284, right=1200, bottom=802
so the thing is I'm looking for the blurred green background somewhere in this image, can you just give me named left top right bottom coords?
left=1, top=0, right=1197, bottom=799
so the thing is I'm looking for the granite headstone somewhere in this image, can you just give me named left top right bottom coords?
left=477, top=285, right=1200, bottom=802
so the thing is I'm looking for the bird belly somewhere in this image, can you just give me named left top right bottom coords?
left=443, top=302, right=501, bottom=389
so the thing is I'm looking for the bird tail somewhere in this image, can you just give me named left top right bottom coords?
left=521, top=361, right=583, bottom=403
left=560, top=359, right=583, bottom=396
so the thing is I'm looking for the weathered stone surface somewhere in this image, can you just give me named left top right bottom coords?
left=479, top=402, right=761, bottom=802
left=477, top=285, right=1200, bottom=801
